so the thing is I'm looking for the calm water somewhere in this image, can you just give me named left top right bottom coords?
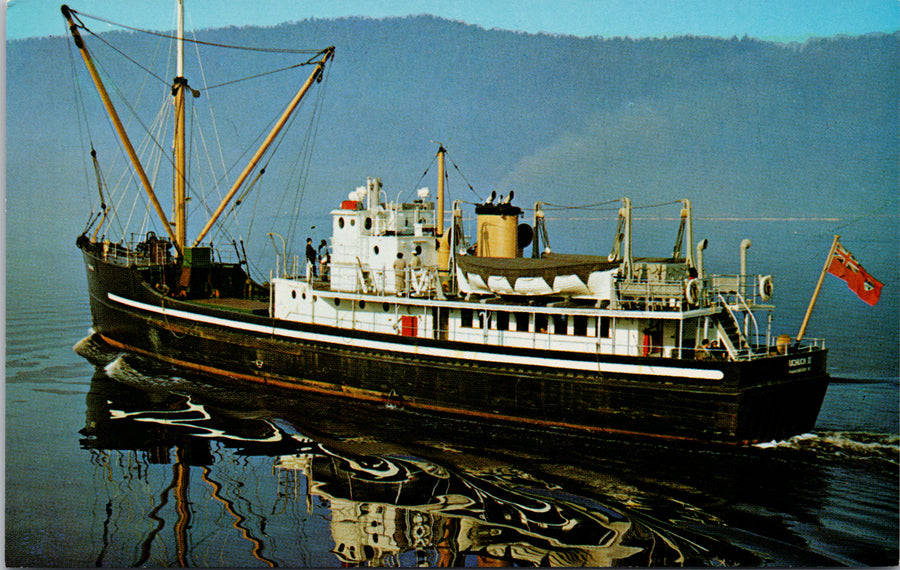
left=6, top=219, right=899, bottom=567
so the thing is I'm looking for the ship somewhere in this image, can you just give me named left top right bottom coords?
left=64, top=3, right=830, bottom=445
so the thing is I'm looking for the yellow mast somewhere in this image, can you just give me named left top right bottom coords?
left=437, top=146, right=445, bottom=236
left=61, top=5, right=181, bottom=254
left=192, top=47, right=335, bottom=247
left=436, top=145, right=451, bottom=272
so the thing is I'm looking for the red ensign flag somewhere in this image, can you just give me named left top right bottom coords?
left=827, top=242, right=883, bottom=306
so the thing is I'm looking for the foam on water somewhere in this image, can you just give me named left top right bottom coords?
left=755, top=431, right=899, bottom=464
left=71, top=332, right=120, bottom=366
left=102, top=354, right=192, bottom=392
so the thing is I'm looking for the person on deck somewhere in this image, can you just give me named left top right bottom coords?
left=409, top=251, right=422, bottom=291
left=306, top=238, right=318, bottom=278
left=393, top=252, right=407, bottom=294
left=695, top=339, right=711, bottom=360
left=318, top=239, right=330, bottom=280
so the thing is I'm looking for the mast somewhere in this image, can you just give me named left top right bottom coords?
left=436, top=145, right=451, bottom=272
left=62, top=5, right=181, bottom=253
left=437, top=146, right=445, bottom=236
left=621, top=197, right=633, bottom=279
left=192, top=47, right=335, bottom=247
left=173, top=0, right=187, bottom=252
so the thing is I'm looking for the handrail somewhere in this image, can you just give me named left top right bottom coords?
left=714, top=291, right=760, bottom=361
left=733, top=290, right=760, bottom=358
left=355, top=257, right=371, bottom=293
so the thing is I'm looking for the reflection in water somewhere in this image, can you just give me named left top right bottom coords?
left=76, top=341, right=763, bottom=567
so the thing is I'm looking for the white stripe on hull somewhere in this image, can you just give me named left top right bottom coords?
left=108, top=293, right=725, bottom=381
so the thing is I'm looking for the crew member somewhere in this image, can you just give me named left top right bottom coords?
left=393, top=252, right=407, bottom=294
left=305, top=237, right=318, bottom=278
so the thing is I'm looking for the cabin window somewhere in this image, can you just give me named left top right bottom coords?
left=573, top=315, right=588, bottom=336
left=365, top=217, right=372, bottom=230
left=334, top=298, right=341, bottom=307
left=338, top=217, right=345, bottom=229
left=600, top=316, right=611, bottom=338
left=350, top=218, right=356, bottom=226
left=496, top=311, right=509, bottom=331
left=359, top=300, right=366, bottom=309
left=291, top=290, right=297, bottom=299
left=515, top=313, right=529, bottom=332
left=461, top=308, right=474, bottom=328
left=373, top=245, right=380, bottom=255
left=535, top=313, right=548, bottom=334
left=415, top=244, right=422, bottom=255
left=382, top=303, right=390, bottom=312
left=553, top=315, right=568, bottom=335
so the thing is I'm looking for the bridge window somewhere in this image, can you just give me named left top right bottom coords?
left=552, top=315, right=568, bottom=335
left=573, top=315, right=588, bottom=336
left=515, top=313, right=529, bottom=332
left=600, top=316, right=611, bottom=338
left=535, top=314, right=548, bottom=334
left=496, top=311, right=509, bottom=331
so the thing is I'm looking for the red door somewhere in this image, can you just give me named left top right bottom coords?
left=401, top=315, right=417, bottom=337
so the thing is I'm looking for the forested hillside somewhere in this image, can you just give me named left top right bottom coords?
left=7, top=16, right=898, bottom=245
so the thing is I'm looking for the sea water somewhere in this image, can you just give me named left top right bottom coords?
left=5, top=219, right=898, bottom=567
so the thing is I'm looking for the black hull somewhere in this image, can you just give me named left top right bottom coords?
left=79, top=245, right=830, bottom=444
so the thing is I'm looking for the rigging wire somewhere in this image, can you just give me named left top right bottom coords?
left=539, top=199, right=621, bottom=211
left=202, top=63, right=315, bottom=91
left=829, top=199, right=898, bottom=233
left=447, top=154, right=484, bottom=202
left=78, top=24, right=171, bottom=89
left=68, top=5, right=332, bottom=267
left=82, top=22, right=322, bottom=96
left=409, top=153, right=439, bottom=197
left=285, top=65, right=331, bottom=251
left=68, top=8, right=326, bottom=55
left=65, top=28, right=97, bottom=200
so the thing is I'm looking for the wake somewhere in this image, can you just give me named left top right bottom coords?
left=755, top=431, right=899, bottom=464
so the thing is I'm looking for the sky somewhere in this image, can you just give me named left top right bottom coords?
left=3, top=0, right=899, bottom=43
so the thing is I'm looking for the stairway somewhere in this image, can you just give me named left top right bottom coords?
left=713, top=310, right=744, bottom=360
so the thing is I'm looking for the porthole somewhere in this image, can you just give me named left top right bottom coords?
left=334, top=298, right=341, bottom=307
left=373, top=245, right=380, bottom=255
left=414, top=244, right=422, bottom=255
left=359, top=300, right=366, bottom=309
left=302, top=292, right=307, bottom=300
left=350, top=218, right=356, bottom=226
left=338, top=217, right=345, bottom=229
left=382, top=303, right=390, bottom=312
left=365, top=217, right=372, bottom=230
left=291, top=290, right=297, bottom=299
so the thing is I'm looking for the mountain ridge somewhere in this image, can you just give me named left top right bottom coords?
left=6, top=16, right=898, bottom=249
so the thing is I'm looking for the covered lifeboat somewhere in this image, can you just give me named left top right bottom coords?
left=455, top=198, right=619, bottom=301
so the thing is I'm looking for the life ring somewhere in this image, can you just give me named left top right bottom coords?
left=759, top=275, right=774, bottom=300
left=685, top=278, right=702, bottom=304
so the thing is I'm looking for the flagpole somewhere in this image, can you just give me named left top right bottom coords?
left=797, top=234, right=840, bottom=342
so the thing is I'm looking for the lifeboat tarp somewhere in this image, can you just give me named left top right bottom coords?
left=456, top=253, right=619, bottom=291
